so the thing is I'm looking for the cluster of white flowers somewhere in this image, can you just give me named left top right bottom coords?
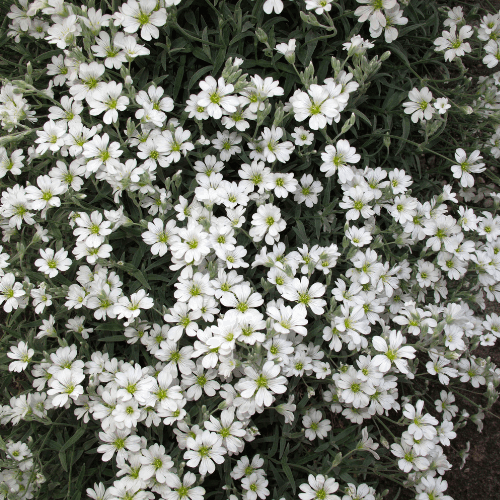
left=2, top=1, right=500, bottom=500
left=0, top=439, right=45, bottom=500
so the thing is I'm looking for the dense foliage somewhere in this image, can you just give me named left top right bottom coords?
left=1, top=1, right=500, bottom=500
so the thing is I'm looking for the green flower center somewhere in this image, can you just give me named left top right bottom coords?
left=177, top=486, right=190, bottom=498
left=198, top=445, right=210, bottom=457
left=255, top=374, right=268, bottom=388
left=298, top=292, right=310, bottom=305
left=237, top=302, right=248, bottom=312
left=310, top=103, right=321, bottom=115
left=114, top=438, right=125, bottom=449
left=137, top=12, right=150, bottom=26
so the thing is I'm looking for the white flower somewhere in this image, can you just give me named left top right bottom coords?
left=35, top=120, right=67, bottom=154
left=294, top=174, right=323, bottom=207
left=212, top=130, right=242, bottom=161
left=320, top=140, right=360, bottom=182
left=443, top=6, right=465, bottom=27
left=391, top=441, right=429, bottom=473
left=47, top=368, right=85, bottom=407
left=372, top=330, right=416, bottom=374
left=299, top=475, right=340, bottom=500
left=275, top=39, right=296, bottom=59
left=271, top=172, right=298, bottom=198
left=403, top=400, right=439, bottom=440
left=337, top=366, right=375, bottom=408
left=291, top=85, right=340, bottom=130
left=7, top=341, right=34, bottom=372
left=239, top=361, right=287, bottom=407
left=74, top=211, right=112, bottom=247
left=204, top=407, right=246, bottom=453
left=450, top=148, right=485, bottom=188
left=197, top=76, right=239, bottom=119
left=118, top=0, right=167, bottom=41
left=434, top=25, right=473, bottom=61
left=35, top=247, right=72, bottom=278
left=434, top=97, right=451, bottom=114
left=170, top=220, right=210, bottom=263
left=267, top=303, right=308, bottom=336
left=302, top=409, right=332, bottom=440
left=345, top=226, right=372, bottom=247
left=354, top=0, right=397, bottom=29
left=69, top=62, right=106, bottom=102
left=0, top=147, right=24, bottom=178
left=403, top=87, right=435, bottom=123
left=242, top=473, right=270, bottom=500
left=97, top=428, right=142, bottom=462
left=263, top=0, right=283, bottom=14
left=162, top=127, right=195, bottom=164
left=260, top=126, right=294, bottom=163
left=339, top=186, right=375, bottom=221
left=305, top=0, right=333, bottom=15
left=369, top=5, right=408, bottom=43
left=184, top=430, right=226, bottom=475
left=389, top=195, right=418, bottom=224
left=82, top=133, right=123, bottom=174
left=483, top=39, right=500, bottom=68
left=249, top=203, right=286, bottom=245
left=291, top=126, right=314, bottom=146
left=91, top=31, right=128, bottom=69
left=142, top=218, right=178, bottom=256
left=139, top=444, right=174, bottom=483
left=87, top=82, right=129, bottom=124
left=343, top=35, right=374, bottom=55
left=281, top=276, right=327, bottom=315
left=163, top=472, right=205, bottom=500
left=25, top=175, right=65, bottom=215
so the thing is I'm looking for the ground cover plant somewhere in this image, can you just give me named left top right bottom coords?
left=1, top=0, right=500, bottom=499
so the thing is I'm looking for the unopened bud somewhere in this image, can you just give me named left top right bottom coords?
left=255, top=28, right=268, bottom=44
left=380, top=51, right=391, bottom=62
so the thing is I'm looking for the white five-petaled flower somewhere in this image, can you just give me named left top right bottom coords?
left=142, top=218, right=179, bottom=256
left=260, top=126, right=294, bottom=163
left=184, top=430, right=226, bottom=476
left=35, top=247, right=72, bottom=278
left=302, top=409, right=332, bottom=440
left=73, top=211, right=112, bottom=247
left=197, top=76, right=239, bottom=120
left=354, top=0, right=398, bottom=30
left=87, top=82, right=129, bottom=124
left=118, top=0, right=167, bottom=41
left=483, top=39, right=500, bottom=68
left=281, top=276, right=327, bottom=315
left=239, top=360, right=287, bottom=407
left=403, top=87, right=435, bottom=123
left=434, top=24, right=473, bottom=61
left=291, top=85, right=340, bottom=130
left=7, top=341, right=34, bottom=372
left=372, top=330, right=416, bottom=374
left=139, top=443, right=174, bottom=483
left=249, top=203, right=286, bottom=245
left=299, top=474, right=340, bottom=500
left=320, top=139, right=360, bottom=183
left=0, top=273, right=25, bottom=313
left=450, top=148, right=486, bottom=188
left=47, top=368, right=85, bottom=407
